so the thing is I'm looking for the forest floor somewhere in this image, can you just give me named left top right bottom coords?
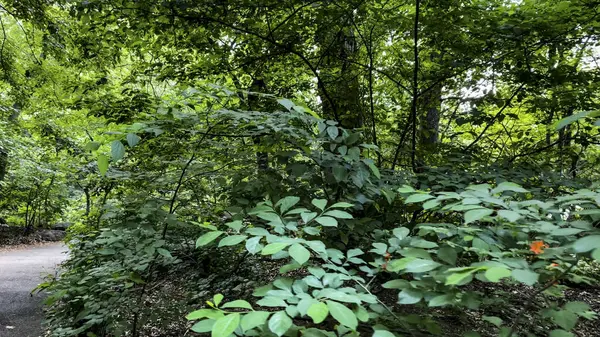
left=0, top=243, right=67, bottom=337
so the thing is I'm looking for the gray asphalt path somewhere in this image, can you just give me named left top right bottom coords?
left=0, top=244, right=68, bottom=337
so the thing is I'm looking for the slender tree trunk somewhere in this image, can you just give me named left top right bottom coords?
left=84, top=187, right=91, bottom=216
left=419, top=83, right=441, bottom=147
left=248, top=78, right=269, bottom=171
left=410, top=0, right=421, bottom=173
left=0, top=148, right=7, bottom=182
left=96, top=183, right=113, bottom=228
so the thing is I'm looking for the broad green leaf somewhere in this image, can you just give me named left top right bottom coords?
left=366, top=161, right=381, bottom=178
left=464, top=208, right=494, bottom=224
left=373, top=330, right=396, bottom=337
left=186, top=309, right=224, bottom=320
left=497, top=210, right=521, bottom=222
left=246, top=227, right=270, bottom=236
left=111, top=140, right=125, bottom=161
left=312, top=199, right=327, bottom=211
left=405, top=193, right=435, bottom=203
left=330, top=202, right=353, bottom=208
left=398, top=289, right=422, bottom=304
left=484, top=267, right=511, bottom=282
left=261, top=242, right=291, bottom=255
left=564, top=301, right=591, bottom=313
left=257, top=297, right=287, bottom=307
left=241, top=311, right=271, bottom=331
left=301, top=212, right=318, bottom=224
left=549, top=330, right=574, bottom=337
left=333, top=166, right=347, bottom=182
left=245, top=236, right=263, bottom=254
left=98, top=248, right=115, bottom=255
left=511, top=269, right=539, bottom=286
left=326, top=300, right=357, bottom=330
left=491, top=182, right=529, bottom=194
left=307, top=302, right=329, bottom=323
left=257, top=212, right=283, bottom=225
left=323, top=210, right=352, bottom=219
left=276, top=196, right=300, bottom=214
left=573, top=235, right=600, bottom=253
left=552, top=228, right=584, bottom=236
left=326, top=126, right=339, bottom=140
left=277, top=98, right=295, bottom=111
left=196, top=231, right=224, bottom=247
left=482, top=316, right=502, bottom=327
left=397, top=185, right=415, bottom=193
left=221, top=300, right=253, bottom=310
left=268, top=311, right=293, bottom=336
left=304, top=275, right=323, bottom=288
left=252, top=284, right=273, bottom=297
left=428, top=294, right=453, bottom=307
left=213, top=294, right=224, bottom=306
left=409, top=238, right=438, bottom=249
left=98, top=154, right=109, bottom=176
left=191, top=319, right=215, bottom=333
left=423, top=199, right=440, bottom=210
left=157, top=248, right=172, bottom=258
left=382, top=279, right=410, bottom=289
left=218, top=235, right=247, bottom=247
left=85, top=141, right=101, bottom=151
left=225, top=220, right=243, bottom=232
left=553, top=310, right=579, bottom=330
left=289, top=243, right=311, bottom=265
left=592, top=248, right=600, bottom=261
left=393, top=227, right=410, bottom=240
left=554, top=110, right=597, bottom=130
left=126, top=133, right=140, bottom=147
left=315, top=216, right=338, bottom=227
left=387, top=257, right=416, bottom=272
left=445, top=270, right=477, bottom=285
left=404, top=259, right=442, bottom=273
left=347, top=248, right=363, bottom=258
left=437, top=246, right=457, bottom=265
left=211, top=313, right=240, bottom=337
left=400, top=248, right=430, bottom=259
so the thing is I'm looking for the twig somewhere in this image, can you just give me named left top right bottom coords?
left=464, top=83, right=525, bottom=152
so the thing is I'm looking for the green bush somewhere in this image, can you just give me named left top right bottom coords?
left=187, top=183, right=600, bottom=337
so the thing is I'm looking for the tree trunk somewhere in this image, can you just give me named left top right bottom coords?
left=248, top=78, right=269, bottom=171
left=419, top=83, right=441, bottom=147
left=317, top=22, right=363, bottom=130
left=84, top=187, right=91, bottom=216
left=0, top=148, right=7, bottom=182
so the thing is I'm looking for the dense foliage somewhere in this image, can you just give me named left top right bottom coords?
left=1, top=0, right=600, bottom=336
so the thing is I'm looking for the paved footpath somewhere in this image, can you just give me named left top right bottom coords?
left=0, top=244, right=68, bottom=337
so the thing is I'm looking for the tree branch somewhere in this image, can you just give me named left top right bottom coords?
left=464, top=83, right=525, bottom=152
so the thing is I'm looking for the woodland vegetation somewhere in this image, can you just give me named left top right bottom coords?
left=1, top=0, right=600, bottom=336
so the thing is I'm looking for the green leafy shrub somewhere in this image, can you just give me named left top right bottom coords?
left=188, top=183, right=600, bottom=337
left=41, top=89, right=600, bottom=336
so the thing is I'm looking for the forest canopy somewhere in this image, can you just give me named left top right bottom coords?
left=1, top=0, right=600, bottom=336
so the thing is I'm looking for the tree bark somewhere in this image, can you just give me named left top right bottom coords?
left=419, top=83, right=441, bottom=147
left=317, top=21, right=363, bottom=129
left=0, top=148, right=7, bottom=182
left=248, top=78, right=269, bottom=171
